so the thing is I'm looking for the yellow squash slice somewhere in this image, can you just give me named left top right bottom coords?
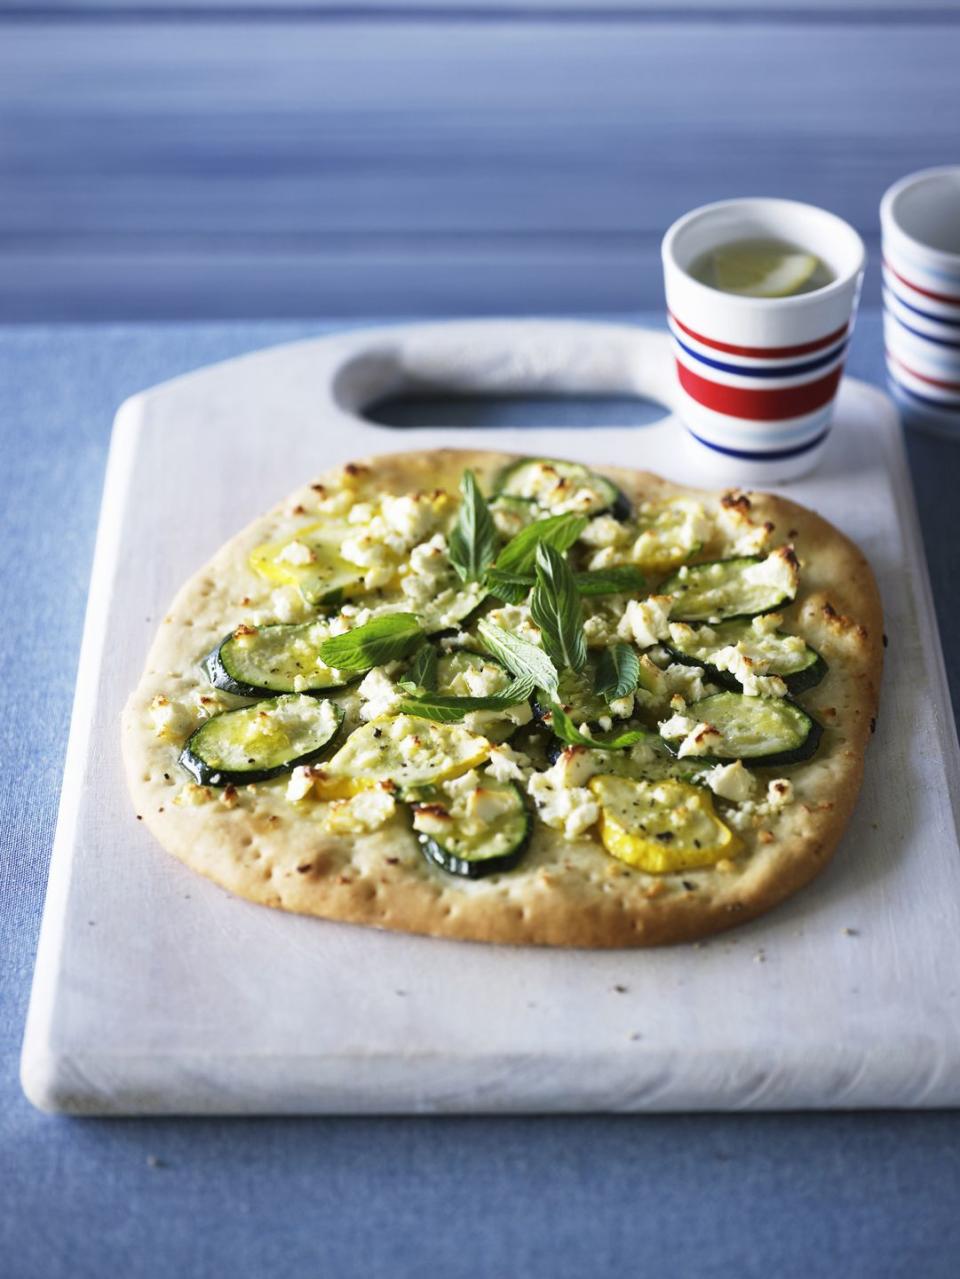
left=314, top=714, right=491, bottom=800
left=588, top=775, right=740, bottom=874
left=249, top=522, right=370, bottom=605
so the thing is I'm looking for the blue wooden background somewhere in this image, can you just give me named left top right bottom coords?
left=2, top=1, right=959, bottom=320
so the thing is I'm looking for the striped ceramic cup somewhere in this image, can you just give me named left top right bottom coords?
left=881, top=167, right=960, bottom=435
left=662, top=198, right=865, bottom=482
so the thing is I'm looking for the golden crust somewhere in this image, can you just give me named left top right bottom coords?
left=122, top=448, right=883, bottom=947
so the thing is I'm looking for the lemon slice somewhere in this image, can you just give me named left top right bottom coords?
left=589, top=775, right=740, bottom=873
left=712, top=246, right=820, bottom=298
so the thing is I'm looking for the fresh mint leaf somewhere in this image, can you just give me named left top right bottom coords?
left=396, top=677, right=535, bottom=724
left=448, top=470, right=496, bottom=583
left=397, top=643, right=438, bottom=694
left=476, top=619, right=559, bottom=699
left=318, top=613, right=424, bottom=673
left=484, top=567, right=533, bottom=605
left=546, top=701, right=652, bottom=751
left=495, top=513, right=588, bottom=577
left=595, top=643, right=640, bottom=702
left=574, top=565, right=647, bottom=598
left=529, top=543, right=587, bottom=673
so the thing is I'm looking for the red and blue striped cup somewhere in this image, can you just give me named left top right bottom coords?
left=662, top=199, right=865, bottom=481
left=881, top=167, right=960, bottom=436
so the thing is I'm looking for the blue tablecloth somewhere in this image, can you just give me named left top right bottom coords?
left=2, top=314, right=959, bottom=1278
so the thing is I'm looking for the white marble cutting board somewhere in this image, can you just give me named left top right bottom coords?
left=21, top=320, right=960, bottom=1114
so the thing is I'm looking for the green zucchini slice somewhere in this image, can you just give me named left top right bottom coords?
left=660, top=691, right=821, bottom=766
left=661, top=552, right=798, bottom=622
left=179, top=694, right=344, bottom=786
left=496, top=458, right=630, bottom=519
left=412, top=779, right=531, bottom=878
left=202, top=621, right=357, bottom=698
left=249, top=522, right=368, bottom=606
left=664, top=619, right=826, bottom=695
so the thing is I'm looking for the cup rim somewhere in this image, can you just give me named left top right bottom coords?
left=661, top=197, right=866, bottom=312
left=880, top=166, right=960, bottom=271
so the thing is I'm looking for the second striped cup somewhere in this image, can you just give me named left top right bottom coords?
left=662, top=198, right=865, bottom=482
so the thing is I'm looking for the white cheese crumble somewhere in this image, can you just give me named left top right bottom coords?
left=286, top=765, right=317, bottom=803
left=485, top=743, right=533, bottom=783
left=148, top=694, right=190, bottom=741
left=578, top=515, right=628, bottom=549
left=486, top=603, right=541, bottom=644
left=617, top=595, right=673, bottom=648
left=357, top=667, right=403, bottom=721
left=274, top=539, right=314, bottom=567
left=658, top=714, right=724, bottom=759
left=701, top=760, right=757, bottom=803
left=324, top=787, right=397, bottom=834
left=710, top=644, right=787, bottom=699
left=526, top=748, right=601, bottom=838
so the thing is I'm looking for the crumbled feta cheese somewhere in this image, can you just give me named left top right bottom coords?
left=381, top=493, right=440, bottom=546
left=586, top=546, right=620, bottom=571
left=659, top=714, right=724, bottom=759
left=467, top=785, right=518, bottom=824
left=605, top=693, right=633, bottom=720
left=701, top=760, right=757, bottom=803
left=148, top=694, right=190, bottom=741
left=547, top=745, right=600, bottom=789
left=324, top=787, right=397, bottom=833
left=583, top=612, right=615, bottom=648
left=174, top=782, right=212, bottom=807
left=486, top=603, right=540, bottom=643
left=766, top=778, right=794, bottom=810
left=617, top=595, right=673, bottom=648
left=274, top=539, right=314, bottom=567
left=347, top=502, right=375, bottom=526
left=357, top=667, right=403, bottom=721
left=485, top=744, right=533, bottom=783
left=579, top=515, right=628, bottom=549
left=662, top=662, right=708, bottom=703
left=286, top=765, right=316, bottom=803
left=527, top=771, right=599, bottom=839
left=710, top=643, right=787, bottom=699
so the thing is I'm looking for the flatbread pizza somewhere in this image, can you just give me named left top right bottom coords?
left=122, top=449, right=882, bottom=947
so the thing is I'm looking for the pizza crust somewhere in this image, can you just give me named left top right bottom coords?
left=122, top=448, right=883, bottom=947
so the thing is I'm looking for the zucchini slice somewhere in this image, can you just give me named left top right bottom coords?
left=314, top=714, right=491, bottom=800
left=249, top=522, right=368, bottom=606
left=661, top=551, right=798, bottom=622
left=489, top=494, right=539, bottom=538
left=589, top=775, right=740, bottom=873
left=660, top=691, right=822, bottom=766
left=412, top=779, right=531, bottom=879
left=179, top=694, right=344, bottom=786
left=664, top=619, right=826, bottom=695
left=202, top=621, right=357, bottom=697
left=496, top=458, right=630, bottom=519
left=631, top=499, right=708, bottom=573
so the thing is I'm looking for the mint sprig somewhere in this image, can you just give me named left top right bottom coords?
left=529, top=543, right=587, bottom=674
left=448, top=470, right=497, bottom=584
left=396, top=677, right=535, bottom=724
left=318, top=613, right=424, bottom=673
left=574, top=565, right=647, bottom=598
left=397, top=643, right=438, bottom=694
left=595, top=643, right=640, bottom=702
left=476, top=618, right=559, bottom=699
